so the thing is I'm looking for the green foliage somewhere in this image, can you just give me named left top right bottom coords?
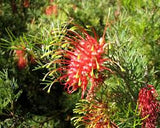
left=0, top=70, right=22, bottom=127
left=0, top=70, right=22, bottom=111
left=0, top=0, right=160, bottom=127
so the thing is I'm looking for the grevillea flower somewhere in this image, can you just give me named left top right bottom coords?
left=83, top=101, right=118, bottom=128
left=16, top=50, right=25, bottom=58
left=15, top=49, right=27, bottom=69
left=45, top=5, right=58, bottom=16
left=18, top=56, right=27, bottom=69
left=138, top=84, right=159, bottom=128
left=23, top=0, right=30, bottom=8
left=73, top=99, right=118, bottom=128
left=54, top=27, right=112, bottom=98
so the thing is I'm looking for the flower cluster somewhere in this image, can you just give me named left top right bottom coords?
left=138, top=85, right=159, bottom=128
left=58, top=29, right=111, bottom=98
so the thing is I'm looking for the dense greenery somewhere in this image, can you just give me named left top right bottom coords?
left=0, top=0, right=160, bottom=127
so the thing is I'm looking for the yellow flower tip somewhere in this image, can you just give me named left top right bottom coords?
left=47, top=88, right=51, bottom=93
left=78, top=78, right=81, bottom=86
left=91, top=45, right=94, bottom=51
left=91, top=68, right=94, bottom=77
left=121, top=67, right=126, bottom=72
left=75, top=70, right=79, bottom=78
left=67, top=78, right=70, bottom=82
left=95, top=58, right=100, bottom=70
left=77, top=54, right=81, bottom=60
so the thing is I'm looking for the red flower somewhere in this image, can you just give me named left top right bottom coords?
left=15, top=49, right=27, bottom=69
left=23, top=0, right=30, bottom=8
left=18, top=56, right=27, bottom=69
left=16, top=50, right=24, bottom=57
left=56, top=28, right=112, bottom=98
left=45, top=5, right=58, bottom=16
left=138, top=85, right=159, bottom=128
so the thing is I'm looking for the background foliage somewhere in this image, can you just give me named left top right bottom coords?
left=0, top=0, right=160, bottom=127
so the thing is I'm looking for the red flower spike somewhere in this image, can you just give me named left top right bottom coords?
left=18, top=56, right=27, bottom=69
left=57, top=28, right=112, bottom=98
left=15, top=48, right=27, bottom=69
left=138, top=85, right=159, bottom=128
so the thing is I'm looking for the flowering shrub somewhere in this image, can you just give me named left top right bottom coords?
left=138, top=85, right=160, bottom=128
left=1, top=0, right=160, bottom=127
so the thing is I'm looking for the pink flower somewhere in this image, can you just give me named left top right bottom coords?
left=138, top=85, right=159, bottom=128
